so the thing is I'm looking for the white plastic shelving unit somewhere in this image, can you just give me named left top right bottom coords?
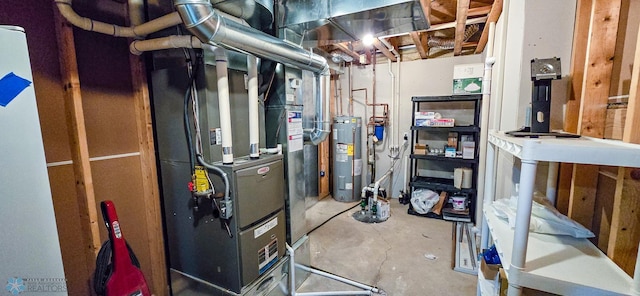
left=479, top=130, right=640, bottom=296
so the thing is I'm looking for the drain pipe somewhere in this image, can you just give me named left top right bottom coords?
left=247, top=55, right=260, bottom=159
left=379, top=38, right=401, bottom=157
left=130, top=35, right=204, bottom=55
left=174, top=0, right=330, bottom=145
left=55, top=0, right=182, bottom=38
left=214, top=48, right=234, bottom=164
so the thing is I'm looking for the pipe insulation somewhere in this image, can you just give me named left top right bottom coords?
left=247, top=55, right=260, bottom=158
left=214, top=48, right=234, bottom=164
left=55, top=0, right=182, bottom=38
left=174, top=0, right=331, bottom=145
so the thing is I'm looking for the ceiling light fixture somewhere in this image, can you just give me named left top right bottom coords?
left=362, top=34, right=375, bottom=46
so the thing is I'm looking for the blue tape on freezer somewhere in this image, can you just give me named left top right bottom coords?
left=0, top=72, right=32, bottom=107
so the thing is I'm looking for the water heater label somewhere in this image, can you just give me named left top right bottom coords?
left=354, top=159, right=362, bottom=176
left=347, top=144, right=354, bottom=156
left=254, top=217, right=278, bottom=239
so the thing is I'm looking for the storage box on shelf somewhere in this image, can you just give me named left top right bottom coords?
left=408, top=95, right=482, bottom=222
left=479, top=130, right=640, bottom=296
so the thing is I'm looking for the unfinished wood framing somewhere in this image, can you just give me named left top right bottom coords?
left=474, top=0, right=503, bottom=54
left=453, top=0, right=470, bottom=55
left=567, top=0, right=622, bottom=228
left=410, top=31, right=429, bottom=59
left=374, top=38, right=397, bottom=61
left=335, top=42, right=362, bottom=63
left=608, top=20, right=640, bottom=275
left=558, top=0, right=594, bottom=215
left=53, top=7, right=102, bottom=283
left=129, top=53, right=168, bottom=295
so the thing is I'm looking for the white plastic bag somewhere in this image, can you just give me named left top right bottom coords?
left=492, top=192, right=594, bottom=238
left=411, top=189, right=440, bottom=214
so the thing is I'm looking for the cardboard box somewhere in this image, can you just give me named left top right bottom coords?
left=453, top=63, right=483, bottom=95
left=480, top=256, right=500, bottom=280
left=414, top=144, right=428, bottom=155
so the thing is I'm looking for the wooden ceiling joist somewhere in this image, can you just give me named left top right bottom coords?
left=454, top=0, right=470, bottom=56
left=373, top=38, right=398, bottom=61
left=468, top=5, right=492, bottom=17
left=474, top=0, right=503, bottom=54
left=334, top=42, right=362, bottom=63
left=419, top=0, right=432, bottom=24
left=410, top=31, right=429, bottom=59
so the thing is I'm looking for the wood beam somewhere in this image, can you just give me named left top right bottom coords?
left=468, top=5, right=492, bottom=17
left=568, top=0, right=621, bottom=232
left=427, top=16, right=487, bottom=32
left=334, top=42, right=362, bottom=63
left=454, top=0, right=470, bottom=55
left=558, top=0, right=593, bottom=215
left=608, top=19, right=640, bottom=276
left=419, top=0, right=431, bottom=24
left=374, top=38, right=397, bottom=62
left=474, top=0, right=503, bottom=54
left=53, top=6, right=101, bottom=282
left=410, top=31, right=429, bottom=59
left=128, top=47, right=169, bottom=296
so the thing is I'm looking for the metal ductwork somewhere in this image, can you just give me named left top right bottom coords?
left=279, top=0, right=430, bottom=47
left=174, top=0, right=330, bottom=144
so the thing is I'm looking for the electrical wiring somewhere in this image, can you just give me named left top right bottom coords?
left=306, top=202, right=360, bottom=236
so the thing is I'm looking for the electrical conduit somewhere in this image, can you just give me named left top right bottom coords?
left=247, top=55, right=260, bottom=159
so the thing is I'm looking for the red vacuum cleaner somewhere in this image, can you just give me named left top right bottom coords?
left=94, top=200, right=151, bottom=296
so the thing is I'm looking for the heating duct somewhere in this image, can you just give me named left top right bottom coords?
left=56, top=0, right=331, bottom=146
left=428, top=24, right=479, bottom=49
left=174, top=0, right=330, bottom=145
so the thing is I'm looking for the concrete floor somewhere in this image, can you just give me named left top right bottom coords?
left=298, top=197, right=478, bottom=295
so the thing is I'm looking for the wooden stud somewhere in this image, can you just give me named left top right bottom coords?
left=558, top=0, right=593, bottom=215
left=608, top=19, right=640, bottom=276
left=453, top=0, right=470, bottom=56
left=129, top=52, right=169, bottom=296
left=410, top=31, right=429, bottom=59
left=474, top=0, right=503, bottom=54
left=53, top=6, right=101, bottom=281
left=577, top=0, right=622, bottom=138
left=568, top=0, right=621, bottom=229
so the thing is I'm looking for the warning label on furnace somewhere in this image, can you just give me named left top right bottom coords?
left=287, top=111, right=303, bottom=152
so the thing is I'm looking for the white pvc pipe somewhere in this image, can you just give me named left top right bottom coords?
left=295, top=264, right=378, bottom=293
left=546, top=162, right=559, bottom=205
left=395, top=53, right=401, bottom=153
left=476, top=22, right=497, bottom=224
left=55, top=0, right=182, bottom=38
left=129, top=35, right=203, bottom=55
left=247, top=55, right=260, bottom=159
left=402, top=154, right=409, bottom=192
left=385, top=59, right=395, bottom=154
left=214, top=48, right=234, bottom=164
